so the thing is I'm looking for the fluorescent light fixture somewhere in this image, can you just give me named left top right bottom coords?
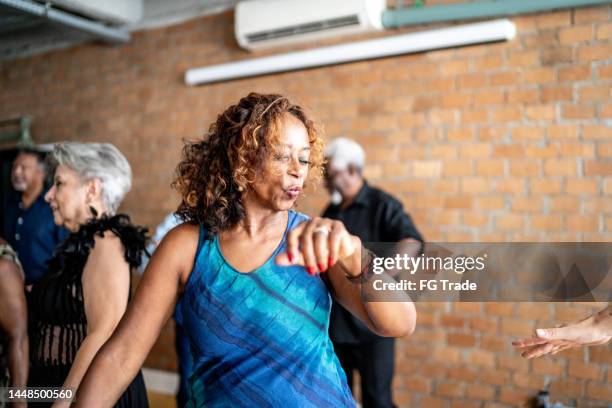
left=185, top=19, right=516, bottom=86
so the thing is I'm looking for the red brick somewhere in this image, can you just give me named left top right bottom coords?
left=597, top=22, right=612, bottom=39
left=466, top=384, right=495, bottom=401
left=559, top=24, right=593, bottom=44
left=499, top=354, right=530, bottom=372
left=585, top=160, right=612, bottom=176
left=598, top=143, right=612, bottom=157
left=548, top=124, right=579, bottom=139
left=448, top=332, right=477, bottom=347
left=567, top=215, right=600, bottom=233
left=469, top=315, right=499, bottom=332
left=448, top=366, right=479, bottom=382
left=506, top=88, right=539, bottom=104
left=544, top=159, right=578, bottom=176
left=501, top=317, right=534, bottom=336
left=525, top=144, right=557, bottom=158
left=512, top=126, right=544, bottom=140
left=512, top=372, right=546, bottom=389
left=440, top=314, right=466, bottom=328
left=562, top=104, right=596, bottom=119
left=492, top=145, right=524, bottom=158
left=511, top=196, right=542, bottom=213
left=550, top=196, right=580, bottom=213
left=432, top=347, right=462, bottom=364
left=495, top=214, right=524, bottom=231
left=549, top=380, right=583, bottom=397
left=586, top=382, right=612, bottom=400
left=579, top=84, right=611, bottom=101
left=499, top=387, right=532, bottom=404
left=489, top=71, right=520, bottom=86
left=436, top=381, right=465, bottom=398
left=445, top=196, right=473, bottom=209
left=476, top=160, right=505, bottom=176
left=532, top=358, right=565, bottom=376
left=531, top=215, right=562, bottom=231
left=443, top=161, right=473, bottom=177
left=590, top=346, right=612, bottom=365
left=578, top=44, right=612, bottom=61
left=484, top=303, right=514, bottom=317
left=403, top=375, right=432, bottom=393
left=522, top=67, right=556, bottom=84
left=583, top=124, right=612, bottom=140
left=558, top=65, right=591, bottom=81
left=480, top=335, right=506, bottom=352
left=541, top=86, right=572, bottom=102
left=512, top=161, right=542, bottom=177
left=568, top=360, right=603, bottom=380
left=574, top=5, right=611, bottom=23
left=507, top=50, right=539, bottom=67
left=535, top=10, right=571, bottom=28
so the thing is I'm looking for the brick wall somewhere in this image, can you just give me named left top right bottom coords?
left=1, top=3, right=610, bottom=406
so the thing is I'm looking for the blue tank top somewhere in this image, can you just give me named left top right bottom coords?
left=176, top=210, right=355, bottom=408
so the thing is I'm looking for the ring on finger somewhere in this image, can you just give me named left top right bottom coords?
left=313, top=226, right=330, bottom=236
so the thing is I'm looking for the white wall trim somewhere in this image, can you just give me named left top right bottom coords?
left=142, top=367, right=179, bottom=395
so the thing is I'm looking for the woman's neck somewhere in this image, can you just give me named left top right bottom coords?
left=234, top=197, right=287, bottom=239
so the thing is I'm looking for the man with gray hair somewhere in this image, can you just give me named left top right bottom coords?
left=2, top=147, right=68, bottom=285
left=323, top=137, right=423, bottom=408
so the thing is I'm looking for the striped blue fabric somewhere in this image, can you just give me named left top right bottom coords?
left=177, top=210, right=355, bottom=408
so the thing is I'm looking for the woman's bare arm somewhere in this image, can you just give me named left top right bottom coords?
left=0, top=259, right=29, bottom=393
left=74, top=224, right=199, bottom=407
left=276, top=218, right=416, bottom=338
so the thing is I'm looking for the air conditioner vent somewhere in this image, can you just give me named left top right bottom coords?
left=246, top=14, right=360, bottom=44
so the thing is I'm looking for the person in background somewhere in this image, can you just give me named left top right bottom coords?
left=2, top=147, right=68, bottom=286
left=0, top=237, right=28, bottom=408
left=512, top=304, right=612, bottom=358
left=28, top=142, right=149, bottom=407
left=322, top=137, right=424, bottom=408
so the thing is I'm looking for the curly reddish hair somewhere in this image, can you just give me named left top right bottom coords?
left=172, top=92, right=324, bottom=235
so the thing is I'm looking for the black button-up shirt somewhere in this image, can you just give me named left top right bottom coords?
left=322, top=180, right=423, bottom=344
left=3, top=190, right=68, bottom=285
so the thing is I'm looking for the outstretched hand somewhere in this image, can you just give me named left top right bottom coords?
left=512, top=310, right=612, bottom=359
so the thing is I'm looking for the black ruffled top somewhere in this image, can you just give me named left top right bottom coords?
left=28, top=214, right=148, bottom=369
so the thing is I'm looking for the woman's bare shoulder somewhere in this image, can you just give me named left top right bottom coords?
left=163, top=223, right=200, bottom=246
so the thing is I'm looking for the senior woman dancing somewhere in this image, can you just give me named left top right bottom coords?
left=76, top=92, right=416, bottom=407
left=28, top=143, right=148, bottom=407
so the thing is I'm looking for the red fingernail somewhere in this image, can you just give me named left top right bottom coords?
left=307, top=266, right=315, bottom=275
left=328, top=257, right=335, bottom=266
left=288, top=252, right=294, bottom=262
left=318, top=263, right=325, bottom=272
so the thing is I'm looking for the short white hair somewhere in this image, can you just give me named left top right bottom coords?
left=51, top=142, right=132, bottom=215
left=324, top=137, right=365, bottom=170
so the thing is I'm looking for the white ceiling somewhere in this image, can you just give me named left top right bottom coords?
left=0, top=0, right=248, bottom=61
left=135, top=0, right=244, bottom=30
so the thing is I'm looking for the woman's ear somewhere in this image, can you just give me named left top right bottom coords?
left=85, top=178, right=103, bottom=204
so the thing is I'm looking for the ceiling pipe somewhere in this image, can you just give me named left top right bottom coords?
left=383, top=0, right=611, bottom=28
left=186, top=19, right=515, bottom=86
left=0, top=0, right=129, bottom=43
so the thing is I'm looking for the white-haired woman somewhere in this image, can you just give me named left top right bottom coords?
left=27, top=142, right=149, bottom=408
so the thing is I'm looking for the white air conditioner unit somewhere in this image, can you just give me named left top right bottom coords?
left=235, top=0, right=386, bottom=51
left=50, top=0, right=143, bottom=24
